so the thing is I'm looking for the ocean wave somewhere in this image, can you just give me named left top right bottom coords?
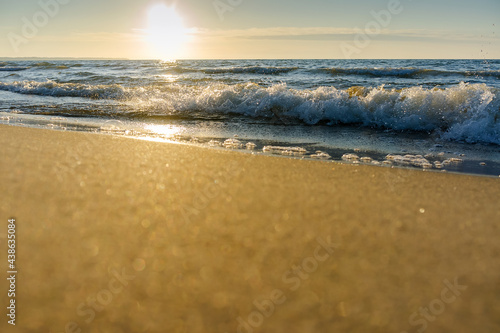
left=170, top=66, right=299, bottom=75
left=0, top=67, right=29, bottom=72
left=464, top=70, right=500, bottom=78
left=204, top=66, right=299, bottom=75
left=322, top=67, right=500, bottom=79
left=0, top=80, right=128, bottom=99
left=136, top=82, right=500, bottom=145
left=31, top=62, right=70, bottom=69
left=32, top=61, right=55, bottom=67
left=323, top=67, right=424, bottom=77
left=1, top=80, right=498, bottom=144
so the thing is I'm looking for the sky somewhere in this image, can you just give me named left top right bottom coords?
left=0, top=0, right=499, bottom=59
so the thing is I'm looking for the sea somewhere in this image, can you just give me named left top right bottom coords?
left=1, top=59, right=499, bottom=176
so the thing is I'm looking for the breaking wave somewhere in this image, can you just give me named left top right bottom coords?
left=1, top=80, right=498, bottom=144
left=0, top=80, right=128, bottom=99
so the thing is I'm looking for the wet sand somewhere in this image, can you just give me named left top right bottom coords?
left=0, top=124, right=499, bottom=333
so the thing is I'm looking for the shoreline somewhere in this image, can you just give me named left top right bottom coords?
left=1, top=124, right=500, bottom=332
left=2, top=121, right=499, bottom=178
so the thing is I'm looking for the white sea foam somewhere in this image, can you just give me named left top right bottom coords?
left=0, top=80, right=128, bottom=99
left=263, top=146, right=308, bottom=156
left=342, top=154, right=360, bottom=161
left=311, top=151, right=331, bottom=160
left=223, top=138, right=243, bottom=149
left=1, top=80, right=498, bottom=144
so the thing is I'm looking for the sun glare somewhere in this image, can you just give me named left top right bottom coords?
left=146, top=4, right=188, bottom=60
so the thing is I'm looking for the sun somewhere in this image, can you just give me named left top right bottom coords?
left=146, top=4, right=188, bottom=60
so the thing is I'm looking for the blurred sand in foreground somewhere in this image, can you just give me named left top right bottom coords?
left=1, top=124, right=499, bottom=333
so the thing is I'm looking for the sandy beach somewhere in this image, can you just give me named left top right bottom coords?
left=1, top=124, right=499, bottom=333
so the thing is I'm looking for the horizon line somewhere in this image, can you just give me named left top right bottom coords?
left=1, top=57, right=499, bottom=61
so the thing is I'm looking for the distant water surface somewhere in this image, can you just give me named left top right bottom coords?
left=1, top=59, right=499, bottom=176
